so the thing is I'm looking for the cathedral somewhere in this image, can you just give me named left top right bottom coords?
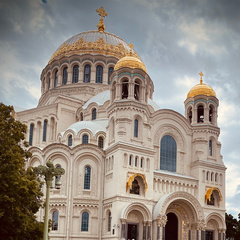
left=15, top=7, right=226, bottom=240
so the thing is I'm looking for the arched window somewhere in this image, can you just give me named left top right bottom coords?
left=122, top=80, right=128, bottom=99
left=108, top=67, right=114, bottom=85
left=140, top=158, right=144, bottom=168
left=52, top=211, right=59, bottom=230
left=209, top=140, right=212, bottom=156
left=209, top=105, right=213, bottom=123
left=84, top=65, right=91, bottom=82
left=211, top=172, right=214, bottom=182
left=188, top=107, right=192, bottom=123
left=80, top=112, right=83, bottom=121
left=72, top=65, right=79, bottom=83
left=215, top=173, right=218, bottom=182
left=68, top=135, right=72, bottom=146
left=98, top=136, right=104, bottom=149
left=55, top=165, right=62, bottom=189
left=134, top=80, right=140, bottom=100
left=108, top=211, right=112, bottom=232
left=48, top=77, right=51, bottom=90
left=130, top=179, right=140, bottom=195
left=207, top=193, right=215, bottom=206
left=96, top=65, right=103, bottom=83
left=82, top=134, right=89, bottom=144
left=160, top=135, right=177, bottom=172
left=135, top=157, right=138, bottom=167
left=62, top=67, right=68, bottom=85
left=92, top=108, right=97, bottom=120
left=206, top=171, right=210, bottom=181
left=81, top=212, right=89, bottom=231
left=54, top=70, right=58, bottom=88
left=43, top=119, right=47, bottom=142
left=84, top=166, right=91, bottom=190
left=134, top=119, right=138, bottom=137
left=197, top=105, right=204, bottom=123
left=129, top=155, right=132, bottom=166
left=29, top=123, right=34, bottom=146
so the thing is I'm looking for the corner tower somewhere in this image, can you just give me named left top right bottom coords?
left=185, top=72, right=225, bottom=212
left=107, top=48, right=154, bottom=146
left=184, top=72, right=218, bottom=126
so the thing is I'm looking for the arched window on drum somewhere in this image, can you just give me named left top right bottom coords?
left=108, top=67, right=114, bottom=85
left=122, top=80, right=128, bottom=99
left=96, top=65, right=103, bottom=83
left=72, top=65, right=79, bottom=83
left=84, top=65, right=91, bottom=82
left=160, top=135, right=177, bottom=172
left=54, top=70, right=58, bottom=88
left=62, top=67, right=68, bottom=85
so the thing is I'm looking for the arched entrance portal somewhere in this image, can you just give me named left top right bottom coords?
left=120, top=202, right=152, bottom=240
left=165, top=212, right=178, bottom=240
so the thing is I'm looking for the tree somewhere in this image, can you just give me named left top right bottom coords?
left=226, top=212, right=240, bottom=240
left=0, top=103, right=44, bottom=240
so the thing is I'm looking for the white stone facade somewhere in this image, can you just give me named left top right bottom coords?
left=15, top=28, right=226, bottom=240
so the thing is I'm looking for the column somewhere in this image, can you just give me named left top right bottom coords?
left=91, top=68, right=96, bottom=83
left=140, top=86, right=144, bottom=102
left=50, top=74, right=53, bottom=89
left=157, top=225, right=160, bottom=240
left=79, top=66, right=83, bottom=82
left=103, top=67, right=108, bottom=85
left=116, top=83, right=121, bottom=100
left=162, top=227, right=165, bottom=240
left=121, top=220, right=126, bottom=240
left=192, top=106, right=197, bottom=124
left=67, top=69, right=72, bottom=84
left=147, top=222, right=151, bottom=240
left=57, top=73, right=62, bottom=86
left=129, top=82, right=134, bottom=100
left=204, top=106, right=209, bottom=124
left=156, top=215, right=167, bottom=240
left=143, top=222, right=147, bottom=240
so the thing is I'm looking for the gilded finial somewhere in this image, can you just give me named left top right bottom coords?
left=96, top=6, right=108, bottom=33
left=128, top=43, right=134, bottom=56
left=199, top=71, right=204, bottom=84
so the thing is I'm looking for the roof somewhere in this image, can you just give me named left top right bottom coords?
left=187, top=82, right=216, bottom=98
left=114, top=55, right=147, bottom=73
left=83, top=90, right=110, bottom=109
left=82, top=90, right=160, bottom=110
left=62, top=119, right=108, bottom=136
left=49, top=31, right=140, bottom=63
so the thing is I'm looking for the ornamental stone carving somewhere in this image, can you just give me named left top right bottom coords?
left=154, top=125, right=184, bottom=151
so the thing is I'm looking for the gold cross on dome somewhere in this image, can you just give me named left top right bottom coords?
left=96, top=6, right=108, bottom=19
left=96, top=6, right=108, bottom=32
left=199, top=71, right=204, bottom=84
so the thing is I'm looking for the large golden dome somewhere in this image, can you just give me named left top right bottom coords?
left=114, top=55, right=147, bottom=73
left=187, top=72, right=216, bottom=98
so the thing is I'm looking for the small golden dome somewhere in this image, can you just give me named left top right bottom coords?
left=114, top=55, right=147, bottom=73
left=187, top=72, right=216, bottom=98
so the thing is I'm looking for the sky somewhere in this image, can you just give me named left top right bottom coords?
left=0, top=0, right=239, bottom=218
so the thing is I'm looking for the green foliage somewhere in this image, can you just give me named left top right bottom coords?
left=226, top=212, right=240, bottom=240
left=0, top=103, right=44, bottom=239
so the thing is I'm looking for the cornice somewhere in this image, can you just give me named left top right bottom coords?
left=105, top=141, right=155, bottom=156
left=190, top=160, right=226, bottom=171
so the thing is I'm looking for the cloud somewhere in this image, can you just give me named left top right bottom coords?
left=178, top=18, right=228, bottom=56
